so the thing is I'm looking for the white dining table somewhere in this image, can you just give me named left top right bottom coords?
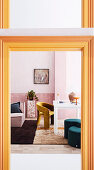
left=53, top=100, right=81, bottom=134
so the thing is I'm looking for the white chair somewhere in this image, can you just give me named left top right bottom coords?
left=11, top=102, right=25, bottom=127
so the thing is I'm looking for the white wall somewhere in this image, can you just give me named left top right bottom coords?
left=10, top=51, right=55, bottom=93
left=11, top=154, right=81, bottom=170
left=10, top=0, right=81, bottom=28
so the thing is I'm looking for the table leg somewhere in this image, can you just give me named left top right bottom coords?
left=76, top=108, right=80, bottom=119
left=54, top=107, right=58, bottom=134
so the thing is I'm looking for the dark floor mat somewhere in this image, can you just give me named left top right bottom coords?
left=11, top=120, right=37, bottom=144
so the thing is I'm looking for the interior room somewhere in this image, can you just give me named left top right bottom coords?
left=10, top=50, right=81, bottom=154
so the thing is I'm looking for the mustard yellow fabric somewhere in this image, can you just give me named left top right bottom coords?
left=36, top=102, right=54, bottom=129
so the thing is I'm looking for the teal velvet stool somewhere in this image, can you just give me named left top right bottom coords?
left=68, top=126, right=81, bottom=148
left=64, top=119, right=81, bottom=139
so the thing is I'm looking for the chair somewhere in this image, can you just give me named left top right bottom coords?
left=11, top=102, right=25, bottom=127
left=36, top=102, right=54, bottom=129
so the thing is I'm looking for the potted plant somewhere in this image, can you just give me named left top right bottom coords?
left=27, top=90, right=38, bottom=101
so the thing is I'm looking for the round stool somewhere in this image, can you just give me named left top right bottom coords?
left=64, top=119, right=81, bottom=139
left=68, top=126, right=81, bottom=148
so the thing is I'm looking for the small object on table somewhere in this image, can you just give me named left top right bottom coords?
left=69, top=92, right=76, bottom=103
left=59, top=101, right=64, bottom=103
left=73, top=97, right=80, bottom=105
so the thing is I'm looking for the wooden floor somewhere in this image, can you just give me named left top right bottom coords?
left=11, top=145, right=81, bottom=154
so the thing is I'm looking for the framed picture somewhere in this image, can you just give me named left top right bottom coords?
left=34, top=69, right=49, bottom=84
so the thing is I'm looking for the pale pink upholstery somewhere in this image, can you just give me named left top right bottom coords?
left=11, top=102, right=25, bottom=127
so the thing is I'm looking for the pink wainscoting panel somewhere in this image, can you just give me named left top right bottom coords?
left=58, top=109, right=80, bottom=120
left=37, top=93, right=55, bottom=104
left=11, top=93, right=80, bottom=119
left=11, top=93, right=55, bottom=118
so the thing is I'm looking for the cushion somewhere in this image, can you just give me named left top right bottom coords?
left=11, top=102, right=22, bottom=113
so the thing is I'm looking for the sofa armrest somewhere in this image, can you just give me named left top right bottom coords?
left=11, top=113, right=23, bottom=117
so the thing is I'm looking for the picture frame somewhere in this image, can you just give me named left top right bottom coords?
left=34, top=69, right=49, bottom=84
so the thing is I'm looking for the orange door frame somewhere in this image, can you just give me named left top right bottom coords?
left=0, top=36, right=94, bottom=170
left=0, top=0, right=94, bottom=28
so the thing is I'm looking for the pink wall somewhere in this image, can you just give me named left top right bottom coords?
left=10, top=51, right=55, bottom=93
left=55, top=51, right=81, bottom=101
left=55, top=51, right=81, bottom=119
left=55, top=51, right=67, bottom=101
left=66, top=51, right=81, bottom=96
